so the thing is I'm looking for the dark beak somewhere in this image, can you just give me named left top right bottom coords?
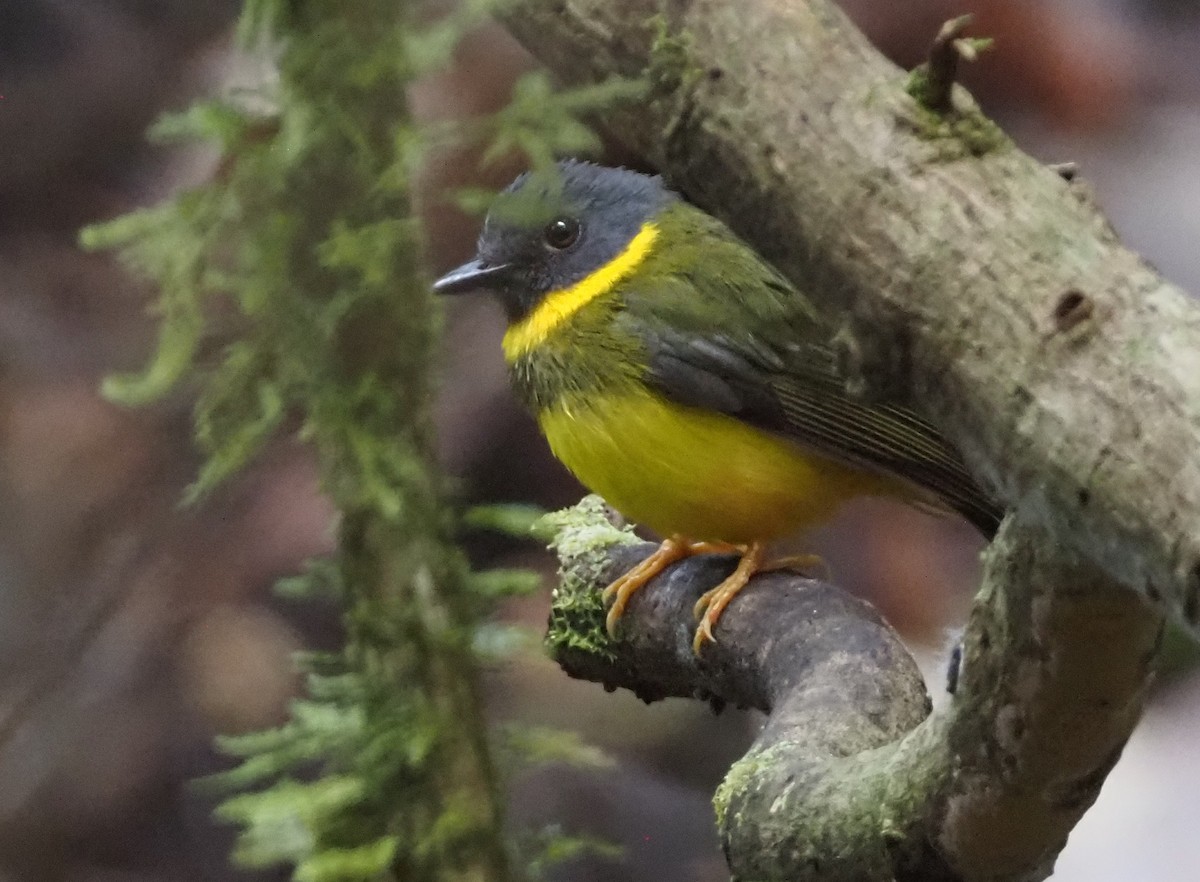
left=432, top=259, right=512, bottom=295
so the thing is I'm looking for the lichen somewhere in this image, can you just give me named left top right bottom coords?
left=899, top=70, right=1009, bottom=159
left=541, top=496, right=638, bottom=662
left=713, top=741, right=791, bottom=833
left=904, top=104, right=1008, bottom=160
left=903, top=65, right=939, bottom=110
left=645, top=14, right=704, bottom=96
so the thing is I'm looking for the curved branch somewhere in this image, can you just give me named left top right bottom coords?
left=502, top=0, right=1200, bottom=631
left=545, top=499, right=1162, bottom=881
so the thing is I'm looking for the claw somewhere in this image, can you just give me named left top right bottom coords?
left=691, top=542, right=766, bottom=654
left=602, top=536, right=824, bottom=656
left=603, top=536, right=703, bottom=637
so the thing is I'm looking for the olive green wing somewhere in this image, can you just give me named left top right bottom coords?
left=617, top=271, right=1001, bottom=537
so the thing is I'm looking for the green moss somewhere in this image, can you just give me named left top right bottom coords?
left=82, top=1, right=650, bottom=878
left=82, top=2, right=532, bottom=879
left=904, top=28, right=994, bottom=113
left=713, top=755, right=751, bottom=831
left=713, top=741, right=797, bottom=833
left=541, top=496, right=638, bottom=662
left=897, top=90, right=1009, bottom=160
left=645, top=14, right=704, bottom=96
left=900, top=53, right=1008, bottom=160
left=903, top=66, right=938, bottom=110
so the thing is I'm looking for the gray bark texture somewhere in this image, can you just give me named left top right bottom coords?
left=504, top=1, right=1196, bottom=880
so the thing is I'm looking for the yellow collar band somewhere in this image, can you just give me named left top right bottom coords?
left=502, top=222, right=660, bottom=361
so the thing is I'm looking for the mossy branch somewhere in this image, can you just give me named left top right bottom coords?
left=543, top=501, right=1161, bottom=881
left=86, top=2, right=521, bottom=880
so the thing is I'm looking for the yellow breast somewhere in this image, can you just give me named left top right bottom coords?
left=537, top=389, right=896, bottom=544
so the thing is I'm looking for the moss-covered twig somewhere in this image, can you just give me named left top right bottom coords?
left=86, top=2, right=513, bottom=879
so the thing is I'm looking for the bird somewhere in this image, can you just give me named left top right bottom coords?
left=435, top=159, right=1000, bottom=654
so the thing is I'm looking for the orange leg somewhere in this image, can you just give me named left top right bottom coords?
left=691, top=542, right=765, bottom=654
left=602, top=535, right=739, bottom=637
left=691, top=548, right=828, bottom=654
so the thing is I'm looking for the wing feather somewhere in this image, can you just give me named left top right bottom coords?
left=617, top=266, right=1001, bottom=536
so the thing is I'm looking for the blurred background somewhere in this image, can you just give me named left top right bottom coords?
left=1, top=0, right=1198, bottom=879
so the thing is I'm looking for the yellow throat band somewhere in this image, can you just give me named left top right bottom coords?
left=501, top=221, right=660, bottom=361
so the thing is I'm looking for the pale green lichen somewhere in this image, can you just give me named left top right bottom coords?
left=903, top=65, right=941, bottom=111
left=713, top=741, right=794, bottom=833
left=540, top=496, right=638, bottom=661
left=904, top=103, right=1008, bottom=159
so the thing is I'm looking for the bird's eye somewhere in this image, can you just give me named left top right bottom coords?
left=543, top=217, right=580, bottom=250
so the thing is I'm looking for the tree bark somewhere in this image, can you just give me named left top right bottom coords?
left=504, top=1, right=1198, bottom=879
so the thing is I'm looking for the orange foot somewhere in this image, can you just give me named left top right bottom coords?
left=692, top=546, right=828, bottom=654
left=602, top=535, right=737, bottom=638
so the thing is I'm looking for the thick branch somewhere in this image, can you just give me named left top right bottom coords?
left=502, top=0, right=1200, bottom=631
left=545, top=500, right=1162, bottom=881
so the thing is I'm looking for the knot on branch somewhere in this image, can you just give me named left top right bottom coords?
left=542, top=497, right=929, bottom=717
left=906, top=15, right=993, bottom=114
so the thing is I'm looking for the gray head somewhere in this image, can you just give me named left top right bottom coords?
left=433, top=160, right=677, bottom=321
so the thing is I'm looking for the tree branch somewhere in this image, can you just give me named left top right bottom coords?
left=500, top=0, right=1200, bottom=632
left=545, top=499, right=1162, bottom=881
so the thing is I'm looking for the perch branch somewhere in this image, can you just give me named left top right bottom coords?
left=545, top=499, right=1162, bottom=881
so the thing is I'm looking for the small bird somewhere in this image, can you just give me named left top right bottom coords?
left=436, top=160, right=999, bottom=653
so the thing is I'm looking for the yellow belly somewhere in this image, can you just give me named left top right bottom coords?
left=538, top=390, right=899, bottom=543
